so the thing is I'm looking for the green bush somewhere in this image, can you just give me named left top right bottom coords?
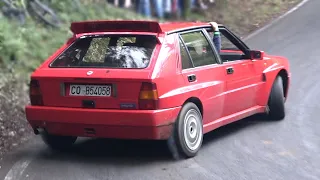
left=0, top=0, right=147, bottom=79
left=0, top=2, right=148, bottom=153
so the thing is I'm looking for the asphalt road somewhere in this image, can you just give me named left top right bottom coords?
left=1, top=0, right=320, bottom=179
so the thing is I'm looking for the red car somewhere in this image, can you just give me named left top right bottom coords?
left=25, top=20, right=290, bottom=159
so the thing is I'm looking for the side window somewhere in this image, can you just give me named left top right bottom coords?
left=206, top=28, right=247, bottom=62
left=179, top=39, right=193, bottom=69
left=180, top=31, right=218, bottom=67
left=205, top=29, right=241, bottom=52
left=220, top=33, right=240, bottom=51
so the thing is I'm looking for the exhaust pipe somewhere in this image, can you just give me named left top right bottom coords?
left=34, top=127, right=45, bottom=135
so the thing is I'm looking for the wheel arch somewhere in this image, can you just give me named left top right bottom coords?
left=182, top=97, right=203, bottom=118
left=258, top=67, right=289, bottom=106
left=278, top=69, right=289, bottom=98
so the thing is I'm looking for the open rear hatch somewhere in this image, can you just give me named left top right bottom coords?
left=30, top=33, right=160, bottom=110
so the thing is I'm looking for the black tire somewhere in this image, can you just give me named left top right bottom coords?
left=41, top=131, right=77, bottom=151
left=167, top=102, right=203, bottom=159
left=266, top=76, right=285, bottom=120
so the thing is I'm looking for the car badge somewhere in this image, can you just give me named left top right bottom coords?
left=87, top=71, right=93, bottom=76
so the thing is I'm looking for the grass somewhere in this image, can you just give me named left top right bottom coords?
left=0, top=0, right=301, bottom=77
left=0, top=0, right=149, bottom=78
left=202, top=0, right=301, bottom=37
left=0, top=0, right=150, bottom=157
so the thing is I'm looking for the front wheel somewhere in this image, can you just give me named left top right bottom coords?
left=167, top=102, right=203, bottom=159
left=266, top=76, right=286, bottom=120
left=41, top=131, right=77, bottom=151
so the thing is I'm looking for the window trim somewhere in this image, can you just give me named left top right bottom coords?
left=177, top=28, right=221, bottom=70
left=181, top=60, right=221, bottom=73
left=201, top=28, right=223, bottom=64
left=168, top=24, right=251, bottom=51
left=178, top=35, right=195, bottom=69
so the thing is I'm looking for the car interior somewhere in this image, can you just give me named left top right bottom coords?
left=205, top=28, right=248, bottom=63
left=180, top=31, right=218, bottom=67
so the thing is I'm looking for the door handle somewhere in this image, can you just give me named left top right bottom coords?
left=226, top=67, right=234, bottom=74
left=187, top=74, right=196, bottom=82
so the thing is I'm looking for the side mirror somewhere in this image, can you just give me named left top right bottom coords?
left=250, top=50, right=264, bottom=60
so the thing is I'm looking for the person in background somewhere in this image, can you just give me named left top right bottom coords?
left=170, top=0, right=178, bottom=17
left=108, top=0, right=131, bottom=8
left=190, top=0, right=197, bottom=9
left=137, top=0, right=151, bottom=18
left=135, top=0, right=140, bottom=12
left=175, top=0, right=211, bottom=18
left=124, top=0, right=132, bottom=8
left=153, top=0, right=164, bottom=19
left=113, top=0, right=119, bottom=7
left=197, top=0, right=208, bottom=10
left=173, top=0, right=183, bottom=18
left=163, top=0, right=172, bottom=19
left=192, top=0, right=215, bottom=10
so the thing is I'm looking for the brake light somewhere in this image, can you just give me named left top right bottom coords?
left=139, top=82, right=158, bottom=110
left=29, top=79, right=43, bottom=106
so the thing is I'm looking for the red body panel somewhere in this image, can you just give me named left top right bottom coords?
left=257, top=55, right=291, bottom=105
left=25, top=106, right=180, bottom=139
left=25, top=21, right=291, bottom=140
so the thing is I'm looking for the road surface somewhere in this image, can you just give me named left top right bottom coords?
left=1, top=0, right=320, bottom=179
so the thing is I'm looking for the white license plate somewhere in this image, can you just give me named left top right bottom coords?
left=69, top=84, right=112, bottom=97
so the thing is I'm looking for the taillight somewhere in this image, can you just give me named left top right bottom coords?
left=139, top=82, right=158, bottom=110
left=29, top=79, right=43, bottom=106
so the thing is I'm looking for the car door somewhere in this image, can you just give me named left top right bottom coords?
left=206, top=27, right=261, bottom=116
left=178, top=29, right=226, bottom=124
left=222, top=58, right=257, bottom=116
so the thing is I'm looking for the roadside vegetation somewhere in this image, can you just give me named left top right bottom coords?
left=0, top=0, right=300, bottom=157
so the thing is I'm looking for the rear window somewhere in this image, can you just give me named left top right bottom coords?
left=49, top=35, right=158, bottom=68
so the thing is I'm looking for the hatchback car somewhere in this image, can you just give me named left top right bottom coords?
left=25, top=20, right=290, bottom=159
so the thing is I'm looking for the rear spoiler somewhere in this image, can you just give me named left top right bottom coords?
left=70, top=20, right=163, bottom=34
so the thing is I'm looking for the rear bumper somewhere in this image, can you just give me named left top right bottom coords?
left=25, top=106, right=181, bottom=140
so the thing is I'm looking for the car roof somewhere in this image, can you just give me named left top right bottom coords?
left=70, top=20, right=224, bottom=35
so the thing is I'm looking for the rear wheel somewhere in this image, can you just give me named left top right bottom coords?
left=41, top=131, right=77, bottom=151
left=266, top=76, right=285, bottom=120
left=167, top=102, right=203, bottom=159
